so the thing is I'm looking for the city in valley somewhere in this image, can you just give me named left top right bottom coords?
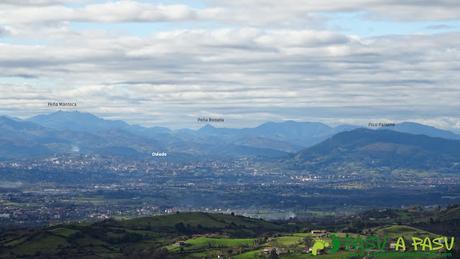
left=1, top=152, right=459, bottom=227
left=1, top=1, right=460, bottom=256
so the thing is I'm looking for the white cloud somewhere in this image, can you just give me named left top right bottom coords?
left=2, top=0, right=460, bottom=27
left=1, top=1, right=460, bottom=129
left=207, top=0, right=460, bottom=22
left=0, top=0, right=81, bottom=5
left=0, top=26, right=11, bottom=37
left=0, top=2, right=211, bottom=25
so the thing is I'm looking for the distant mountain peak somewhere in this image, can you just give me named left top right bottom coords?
left=28, top=110, right=129, bottom=134
left=392, top=122, right=460, bottom=140
left=44, top=110, right=101, bottom=119
left=0, top=115, right=45, bottom=130
left=257, top=120, right=329, bottom=127
left=198, top=124, right=218, bottom=133
left=292, top=128, right=460, bottom=172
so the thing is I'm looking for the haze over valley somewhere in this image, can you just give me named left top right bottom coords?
left=1, top=111, right=459, bottom=227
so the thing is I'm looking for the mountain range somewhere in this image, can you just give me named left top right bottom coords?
left=292, top=128, right=460, bottom=172
left=1, top=111, right=460, bottom=170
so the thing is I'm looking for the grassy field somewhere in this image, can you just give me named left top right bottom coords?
left=373, top=225, right=436, bottom=239
left=0, top=209, right=458, bottom=258
left=0, top=212, right=287, bottom=258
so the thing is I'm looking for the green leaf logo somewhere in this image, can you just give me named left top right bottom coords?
left=312, top=239, right=330, bottom=256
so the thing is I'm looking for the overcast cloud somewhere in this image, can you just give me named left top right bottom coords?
left=0, top=0, right=459, bottom=129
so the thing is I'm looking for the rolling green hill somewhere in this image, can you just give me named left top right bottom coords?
left=0, top=209, right=458, bottom=258
left=291, top=128, right=460, bottom=172
left=0, top=212, right=286, bottom=258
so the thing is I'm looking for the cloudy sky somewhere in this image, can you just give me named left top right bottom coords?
left=1, top=0, right=460, bottom=130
